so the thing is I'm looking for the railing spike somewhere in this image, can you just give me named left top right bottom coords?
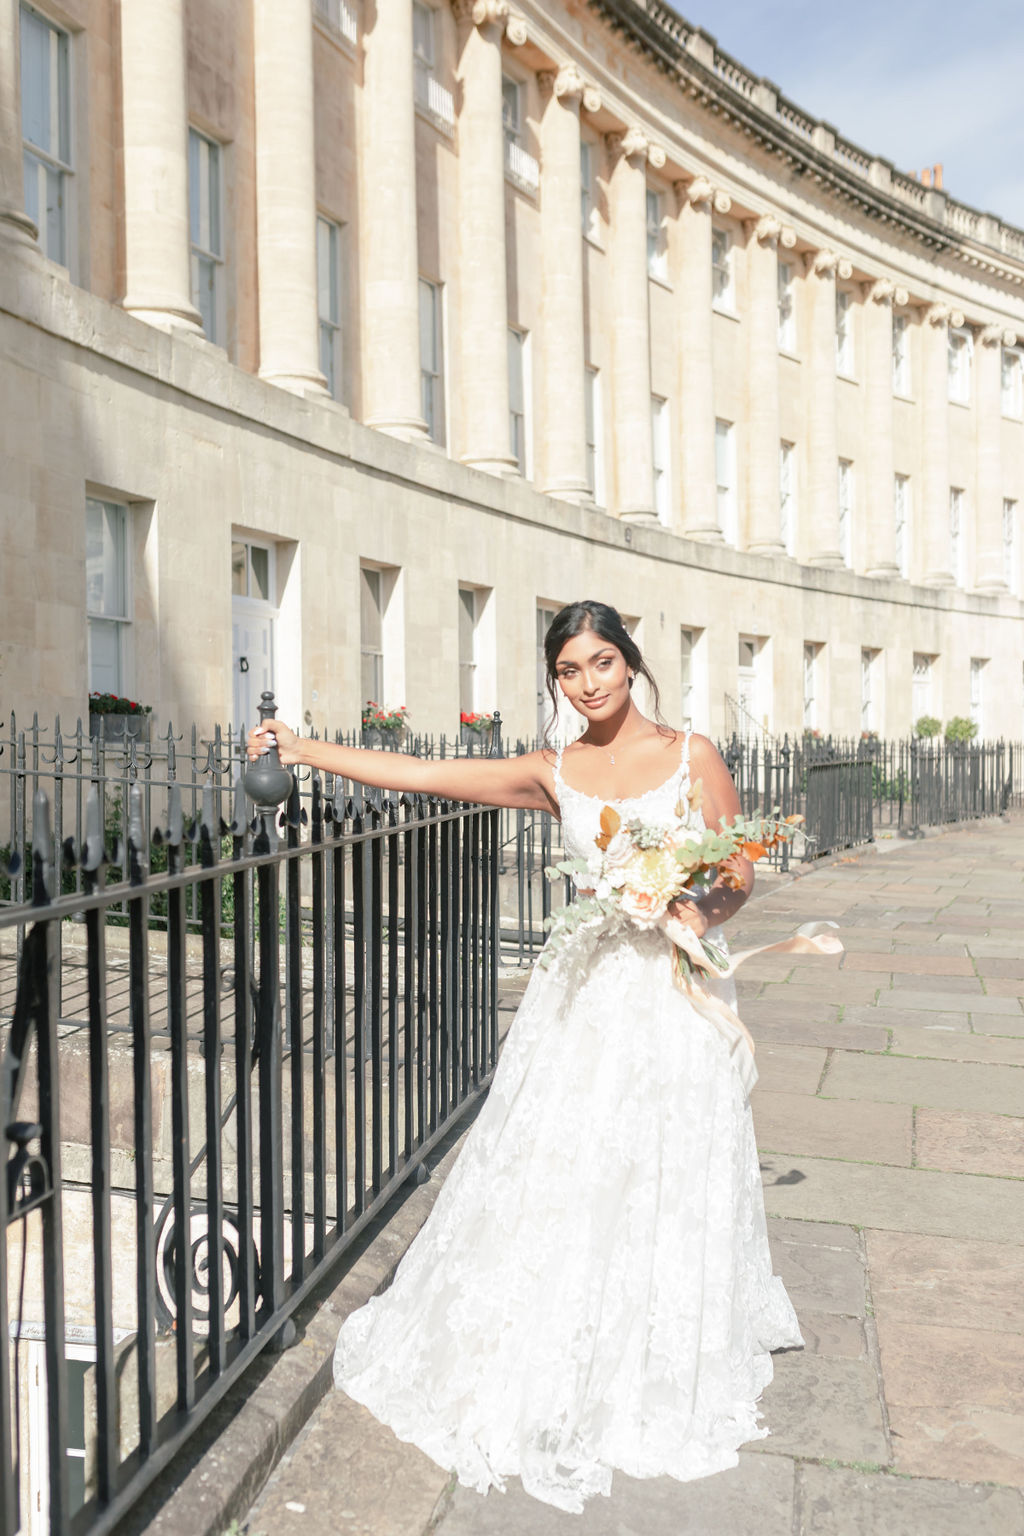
left=31, top=788, right=54, bottom=905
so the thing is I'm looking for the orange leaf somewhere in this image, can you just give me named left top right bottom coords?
left=600, top=805, right=621, bottom=838
left=785, top=813, right=805, bottom=825
left=742, top=840, right=767, bottom=861
left=721, top=865, right=746, bottom=889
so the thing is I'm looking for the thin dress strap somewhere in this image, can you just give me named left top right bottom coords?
left=678, top=730, right=692, bottom=790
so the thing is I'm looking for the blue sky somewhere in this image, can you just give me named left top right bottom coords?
left=670, top=0, right=1024, bottom=227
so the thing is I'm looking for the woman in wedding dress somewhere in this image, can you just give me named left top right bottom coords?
left=247, top=599, right=803, bottom=1514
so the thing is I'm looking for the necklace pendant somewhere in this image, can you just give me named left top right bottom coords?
left=610, top=753, right=615, bottom=765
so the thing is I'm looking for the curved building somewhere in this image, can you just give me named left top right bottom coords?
left=1, top=0, right=1022, bottom=740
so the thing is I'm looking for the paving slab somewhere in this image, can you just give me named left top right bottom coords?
left=877, top=988, right=1023, bottom=1016
left=973, top=1012, right=1024, bottom=1037
left=766, top=1217, right=860, bottom=1250
left=767, top=1231, right=867, bottom=1314
left=751, top=1043, right=828, bottom=1095
left=867, top=1231, right=1024, bottom=1333
left=889, top=971, right=984, bottom=992
left=753, top=1090, right=912, bottom=1166
left=842, top=1003, right=971, bottom=1032
left=760, top=1154, right=1024, bottom=1241
left=434, top=1451, right=797, bottom=1536
left=791, top=1310, right=866, bottom=1360
left=796, top=1462, right=1024, bottom=1536
left=750, top=1353, right=889, bottom=1465
left=982, top=977, right=1024, bottom=998
left=913, top=1107, right=1024, bottom=1178
left=889, top=1024, right=1024, bottom=1066
left=885, top=1403, right=1024, bottom=1487
left=822, top=1051, right=1024, bottom=1115
left=842, top=952, right=975, bottom=976
left=245, top=1392, right=450, bottom=1536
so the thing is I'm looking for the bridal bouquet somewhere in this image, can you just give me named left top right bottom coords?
left=539, top=780, right=803, bottom=984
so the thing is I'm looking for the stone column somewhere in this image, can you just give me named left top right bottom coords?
left=744, top=214, right=788, bottom=554
left=607, top=126, right=657, bottom=519
left=674, top=176, right=719, bottom=540
left=804, top=249, right=845, bottom=567
left=0, top=0, right=39, bottom=251
left=120, top=0, right=202, bottom=330
left=974, top=326, right=1013, bottom=591
left=863, top=279, right=902, bottom=577
left=361, top=0, right=427, bottom=436
left=920, top=303, right=957, bottom=586
left=253, top=0, right=327, bottom=394
left=454, top=0, right=517, bottom=474
left=537, top=63, right=589, bottom=500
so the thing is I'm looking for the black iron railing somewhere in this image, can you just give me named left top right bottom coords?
left=1, top=755, right=499, bottom=1536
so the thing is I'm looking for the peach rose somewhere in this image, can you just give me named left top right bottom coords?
left=620, top=886, right=669, bottom=928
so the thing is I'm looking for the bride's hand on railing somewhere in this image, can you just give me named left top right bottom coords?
left=246, top=719, right=301, bottom=765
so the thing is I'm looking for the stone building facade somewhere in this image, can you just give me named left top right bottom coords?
left=2, top=0, right=1024, bottom=743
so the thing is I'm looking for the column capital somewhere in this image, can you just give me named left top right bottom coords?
left=538, top=61, right=585, bottom=104
left=453, top=0, right=503, bottom=24
left=925, top=302, right=965, bottom=327
left=606, top=125, right=665, bottom=168
left=745, top=213, right=781, bottom=246
left=803, top=249, right=852, bottom=280
left=677, top=174, right=713, bottom=206
left=980, top=323, right=1017, bottom=347
left=866, top=278, right=895, bottom=304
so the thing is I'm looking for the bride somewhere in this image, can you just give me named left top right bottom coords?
left=247, top=598, right=803, bottom=1513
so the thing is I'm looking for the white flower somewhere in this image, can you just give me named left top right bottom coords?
left=602, top=829, right=634, bottom=869
left=620, top=886, right=669, bottom=927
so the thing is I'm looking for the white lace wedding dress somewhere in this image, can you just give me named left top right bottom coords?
left=333, top=734, right=802, bottom=1512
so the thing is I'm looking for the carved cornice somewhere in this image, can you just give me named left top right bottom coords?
left=585, top=0, right=1024, bottom=286
left=582, top=84, right=602, bottom=114
left=804, top=249, right=846, bottom=279
left=748, top=213, right=780, bottom=246
left=506, top=11, right=527, bottom=45
left=713, top=189, right=731, bottom=213
left=867, top=278, right=895, bottom=304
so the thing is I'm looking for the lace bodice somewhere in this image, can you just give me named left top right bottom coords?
left=553, top=732, right=700, bottom=863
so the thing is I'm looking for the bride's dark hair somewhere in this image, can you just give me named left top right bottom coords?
left=542, top=600, right=667, bottom=740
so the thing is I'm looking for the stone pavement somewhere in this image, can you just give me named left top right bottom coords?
left=239, top=821, right=1024, bottom=1536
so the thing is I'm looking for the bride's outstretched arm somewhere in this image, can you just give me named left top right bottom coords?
left=246, top=719, right=557, bottom=813
left=672, top=734, right=754, bottom=935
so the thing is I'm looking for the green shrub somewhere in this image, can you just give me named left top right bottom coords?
left=944, top=716, right=978, bottom=743
left=914, top=715, right=941, bottom=738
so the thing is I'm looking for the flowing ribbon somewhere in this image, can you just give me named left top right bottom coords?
left=660, top=919, right=844, bottom=1099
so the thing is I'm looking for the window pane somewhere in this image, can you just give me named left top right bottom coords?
left=231, top=541, right=247, bottom=596
left=20, top=8, right=53, bottom=154
left=459, top=587, right=476, bottom=661
left=360, top=567, right=383, bottom=650
left=88, top=617, right=122, bottom=695
left=86, top=499, right=127, bottom=617
left=502, top=76, right=519, bottom=136
left=361, top=650, right=383, bottom=705
left=413, top=1, right=433, bottom=62
left=419, top=279, right=436, bottom=370
left=250, top=545, right=270, bottom=602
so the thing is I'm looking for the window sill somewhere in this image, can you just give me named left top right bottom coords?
left=948, top=396, right=972, bottom=410
left=712, top=305, right=740, bottom=323
left=313, top=14, right=358, bottom=60
left=415, top=100, right=456, bottom=140
left=837, top=371, right=859, bottom=385
left=648, top=270, right=672, bottom=292
left=1001, top=410, right=1023, bottom=423
left=583, top=230, right=605, bottom=253
left=778, top=347, right=800, bottom=364
left=893, top=391, right=915, bottom=404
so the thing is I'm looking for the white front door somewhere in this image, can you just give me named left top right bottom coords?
left=232, top=607, right=274, bottom=730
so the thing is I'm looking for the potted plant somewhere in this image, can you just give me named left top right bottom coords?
left=88, top=691, right=152, bottom=741
left=460, top=710, right=495, bottom=751
left=361, top=701, right=408, bottom=749
left=944, top=716, right=978, bottom=744
left=914, top=715, right=941, bottom=739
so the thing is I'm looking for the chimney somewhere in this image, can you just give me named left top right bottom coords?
left=921, top=167, right=933, bottom=188
left=934, top=163, right=944, bottom=190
